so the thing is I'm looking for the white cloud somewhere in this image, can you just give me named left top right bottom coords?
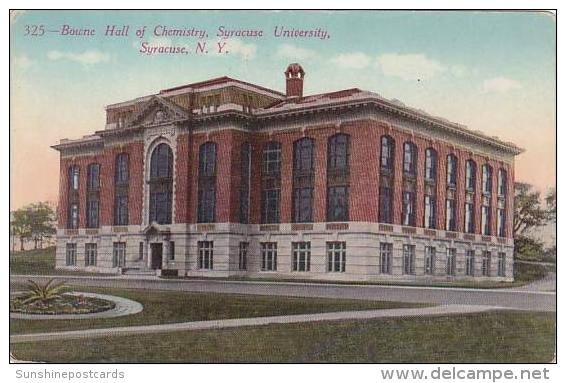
left=376, top=53, right=445, bottom=81
left=14, top=54, right=33, bottom=70
left=450, top=65, right=469, bottom=77
left=482, top=77, right=522, bottom=93
left=331, top=52, right=372, bottom=69
left=276, top=44, right=318, bottom=61
left=47, top=50, right=110, bottom=65
left=221, top=39, right=256, bottom=60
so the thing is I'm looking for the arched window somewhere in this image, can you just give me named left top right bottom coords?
left=198, top=142, right=217, bottom=223
left=149, top=143, right=173, bottom=225
left=465, top=160, right=476, bottom=190
left=239, top=142, right=251, bottom=224
left=327, top=134, right=350, bottom=222
left=498, top=168, right=507, bottom=196
left=402, top=141, right=417, bottom=226
left=69, top=165, right=80, bottom=191
left=403, top=142, right=417, bottom=176
left=114, top=153, right=129, bottom=226
left=293, top=138, right=315, bottom=223
left=423, top=148, right=437, bottom=229
left=380, top=135, right=395, bottom=171
left=86, top=163, right=100, bottom=228
left=262, top=141, right=281, bottom=224
left=481, top=164, right=493, bottom=235
left=447, top=154, right=458, bottom=187
left=497, top=168, right=508, bottom=237
left=379, top=135, right=395, bottom=223
left=424, top=148, right=437, bottom=181
left=67, top=165, right=80, bottom=229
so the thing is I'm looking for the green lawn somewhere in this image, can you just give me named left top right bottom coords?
left=10, top=311, right=555, bottom=363
left=10, top=286, right=423, bottom=335
left=9, top=247, right=110, bottom=276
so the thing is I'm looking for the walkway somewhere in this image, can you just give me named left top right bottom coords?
left=10, top=304, right=501, bottom=343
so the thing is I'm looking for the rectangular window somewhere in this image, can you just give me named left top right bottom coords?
left=481, top=205, right=491, bottom=235
left=68, top=203, right=79, bottom=229
left=445, top=198, right=456, bottom=231
left=327, top=186, right=349, bottom=222
left=261, top=242, right=277, bottom=271
left=65, top=243, right=77, bottom=266
left=497, top=252, right=506, bottom=277
left=293, top=187, right=314, bottom=223
left=239, top=143, right=251, bottom=223
left=482, top=251, right=491, bottom=277
left=85, top=243, right=97, bottom=266
left=402, top=191, right=415, bottom=226
left=424, top=246, right=436, bottom=275
left=198, top=241, right=214, bottom=270
left=262, top=189, right=280, bottom=224
left=327, top=242, right=346, bottom=272
left=403, top=244, right=416, bottom=275
left=379, top=184, right=393, bottom=223
left=86, top=199, right=99, bottom=228
left=112, top=242, right=126, bottom=268
left=446, top=248, right=456, bottom=276
left=380, top=243, right=393, bottom=274
left=87, top=164, right=100, bottom=190
left=465, top=202, right=475, bottom=233
left=115, top=195, right=129, bottom=226
left=292, top=242, right=311, bottom=272
left=169, top=241, right=175, bottom=261
left=139, top=242, right=144, bottom=260
left=465, top=250, right=475, bottom=276
left=497, top=208, right=506, bottom=237
left=424, top=195, right=436, bottom=229
left=498, top=170, right=507, bottom=196
left=239, top=242, right=248, bottom=271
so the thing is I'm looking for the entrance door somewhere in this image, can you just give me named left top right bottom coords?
left=150, top=243, right=163, bottom=270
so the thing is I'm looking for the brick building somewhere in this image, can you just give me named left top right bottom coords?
left=52, top=63, right=522, bottom=282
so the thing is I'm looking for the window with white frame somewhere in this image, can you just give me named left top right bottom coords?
left=239, top=242, right=248, bottom=271
left=424, top=246, right=436, bottom=275
left=292, top=242, right=311, bottom=272
left=261, top=242, right=277, bottom=271
left=327, top=242, right=346, bottom=272
left=403, top=244, right=415, bottom=275
left=112, top=242, right=126, bottom=268
left=65, top=243, right=77, bottom=266
left=446, top=248, right=456, bottom=276
left=85, top=243, right=97, bottom=266
left=198, top=241, right=214, bottom=270
left=380, top=243, right=393, bottom=274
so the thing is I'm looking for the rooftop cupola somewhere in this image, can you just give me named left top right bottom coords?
left=285, top=63, right=305, bottom=98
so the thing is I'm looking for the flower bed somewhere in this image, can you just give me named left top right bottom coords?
left=10, top=293, right=116, bottom=315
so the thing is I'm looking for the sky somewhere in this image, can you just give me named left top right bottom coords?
left=10, top=10, right=556, bottom=210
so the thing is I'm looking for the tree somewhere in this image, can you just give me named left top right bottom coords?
left=513, top=182, right=548, bottom=237
left=27, top=202, right=57, bottom=249
left=545, top=187, right=556, bottom=224
left=514, top=235, right=545, bottom=261
left=11, top=209, right=32, bottom=251
left=10, top=202, right=56, bottom=252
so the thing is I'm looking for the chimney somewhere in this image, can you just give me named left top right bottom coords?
left=285, top=63, right=305, bottom=98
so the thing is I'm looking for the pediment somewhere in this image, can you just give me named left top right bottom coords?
left=142, top=222, right=171, bottom=236
left=129, top=96, right=190, bottom=127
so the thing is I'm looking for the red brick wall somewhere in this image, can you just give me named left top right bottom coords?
left=57, top=122, right=516, bottom=238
